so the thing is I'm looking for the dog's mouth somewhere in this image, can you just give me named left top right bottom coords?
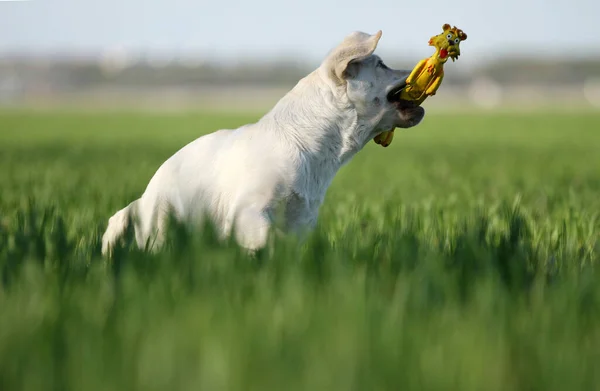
left=386, top=81, right=418, bottom=110
left=385, top=80, right=425, bottom=129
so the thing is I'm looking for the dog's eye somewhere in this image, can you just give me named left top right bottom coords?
left=446, top=33, right=453, bottom=40
left=454, top=37, right=460, bottom=44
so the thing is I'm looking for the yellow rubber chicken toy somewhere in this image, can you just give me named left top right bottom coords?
left=374, top=23, right=467, bottom=147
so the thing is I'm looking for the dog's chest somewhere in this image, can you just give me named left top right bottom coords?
left=274, top=154, right=338, bottom=230
left=291, top=153, right=339, bottom=202
left=280, top=191, right=321, bottom=232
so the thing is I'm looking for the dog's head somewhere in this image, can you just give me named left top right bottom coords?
left=320, top=30, right=425, bottom=140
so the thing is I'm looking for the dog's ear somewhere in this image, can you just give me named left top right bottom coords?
left=323, top=30, right=382, bottom=83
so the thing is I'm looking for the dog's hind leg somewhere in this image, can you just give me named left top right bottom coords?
left=101, top=199, right=139, bottom=257
left=131, top=194, right=176, bottom=254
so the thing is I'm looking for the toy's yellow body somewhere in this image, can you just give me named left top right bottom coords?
left=374, top=24, right=467, bottom=147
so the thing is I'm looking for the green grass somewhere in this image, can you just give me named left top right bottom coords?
left=1, top=109, right=600, bottom=390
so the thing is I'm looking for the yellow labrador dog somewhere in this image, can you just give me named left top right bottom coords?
left=101, top=30, right=425, bottom=256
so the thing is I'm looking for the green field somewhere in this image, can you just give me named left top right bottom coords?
left=1, top=109, right=600, bottom=390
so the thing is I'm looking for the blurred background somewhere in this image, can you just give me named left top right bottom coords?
left=1, top=0, right=599, bottom=113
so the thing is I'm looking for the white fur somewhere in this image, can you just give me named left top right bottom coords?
left=101, top=30, right=425, bottom=256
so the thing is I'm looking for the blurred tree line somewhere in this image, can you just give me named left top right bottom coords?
left=1, top=55, right=599, bottom=92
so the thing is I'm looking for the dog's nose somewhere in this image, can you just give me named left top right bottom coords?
left=448, top=40, right=455, bottom=46
left=391, top=70, right=409, bottom=81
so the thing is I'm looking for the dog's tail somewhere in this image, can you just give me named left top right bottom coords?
left=101, top=200, right=138, bottom=256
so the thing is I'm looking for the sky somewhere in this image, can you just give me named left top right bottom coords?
left=0, top=0, right=598, bottom=66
